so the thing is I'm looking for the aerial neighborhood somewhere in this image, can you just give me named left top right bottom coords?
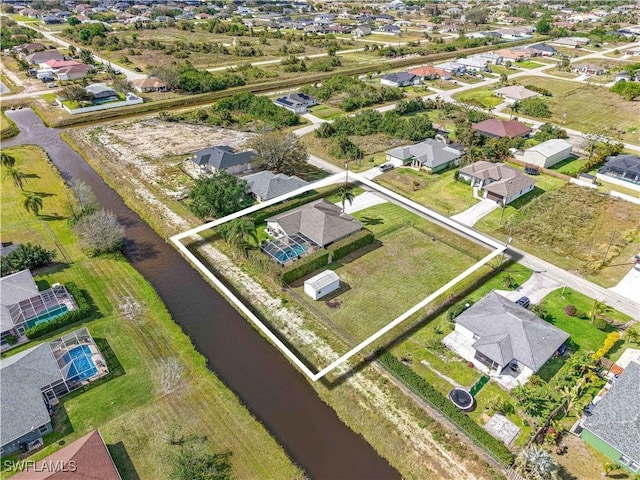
left=1, top=0, right=640, bottom=479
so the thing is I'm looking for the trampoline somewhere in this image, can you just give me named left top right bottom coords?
left=449, top=388, right=475, bottom=412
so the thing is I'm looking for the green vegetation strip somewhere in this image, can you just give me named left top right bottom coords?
left=1, top=110, right=19, bottom=139
left=378, top=352, right=515, bottom=466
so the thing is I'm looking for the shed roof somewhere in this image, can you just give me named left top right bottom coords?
left=304, top=270, right=339, bottom=290
left=525, top=139, right=572, bottom=158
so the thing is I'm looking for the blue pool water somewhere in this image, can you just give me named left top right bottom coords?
left=274, top=244, right=307, bottom=263
left=64, top=345, right=98, bottom=382
left=25, top=305, right=69, bottom=329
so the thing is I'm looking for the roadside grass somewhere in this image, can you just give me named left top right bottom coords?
left=376, top=167, right=480, bottom=216
left=487, top=65, right=513, bottom=76
left=514, top=60, right=543, bottom=69
left=1, top=110, right=19, bottom=139
left=541, top=287, right=630, bottom=353
left=0, top=71, right=20, bottom=94
left=477, top=184, right=640, bottom=287
left=452, top=88, right=502, bottom=109
left=596, top=178, right=640, bottom=199
left=0, top=146, right=302, bottom=480
left=513, top=76, right=640, bottom=143
left=291, top=202, right=489, bottom=341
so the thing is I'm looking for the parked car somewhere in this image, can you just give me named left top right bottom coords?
left=134, top=67, right=142, bottom=72
left=379, top=163, right=394, bottom=172
left=515, top=296, right=530, bottom=309
left=40, top=76, right=54, bottom=83
left=47, top=82, right=57, bottom=88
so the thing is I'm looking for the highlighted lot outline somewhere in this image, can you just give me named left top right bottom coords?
left=171, top=171, right=506, bottom=381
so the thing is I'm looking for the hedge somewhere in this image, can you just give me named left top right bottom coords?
left=280, top=249, right=330, bottom=285
left=327, top=230, right=374, bottom=260
left=25, top=283, right=93, bottom=340
left=378, top=352, right=515, bottom=466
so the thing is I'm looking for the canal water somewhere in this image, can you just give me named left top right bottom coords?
left=3, top=109, right=400, bottom=480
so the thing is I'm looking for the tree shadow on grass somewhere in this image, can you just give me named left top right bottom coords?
left=358, top=216, right=384, bottom=226
left=108, top=442, right=141, bottom=480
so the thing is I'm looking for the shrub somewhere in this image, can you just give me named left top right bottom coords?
left=448, top=300, right=474, bottom=322
left=513, top=97, right=551, bottom=118
left=593, top=317, right=609, bottom=331
left=592, top=332, right=620, bottom=360
left=0, top=243, right=56, bottom=276
left=523, top=84, right=553, bottom=97
left=564, top=305, right=577, bottom=317
left=279, top=249, right=330, bottom=285
left=25, top=283, right=93, bottom=339
left=5, top=334, right=17, bottom=345
left=378, top=352, right=515, bottom=465
left=327, top=230, right=374, bottom=260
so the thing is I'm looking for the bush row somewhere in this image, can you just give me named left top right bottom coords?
left=280, top=230, right=375, bottom=285
left=25, top=283, right=93, bottom=339
left=378, top=352, right=515, bottom=466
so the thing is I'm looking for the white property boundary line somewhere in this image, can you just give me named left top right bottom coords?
left=171, top=170, right=506, bottom=381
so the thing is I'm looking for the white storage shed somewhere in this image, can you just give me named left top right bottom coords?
left=523, top=139, right=572, bottom=168
left=304, top=270, right=340, bottom=300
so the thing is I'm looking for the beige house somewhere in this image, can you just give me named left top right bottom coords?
left=459, top=161, right=536, bottom=205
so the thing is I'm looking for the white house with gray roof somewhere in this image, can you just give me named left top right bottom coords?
left=443, top=292, right=569, bottom=389
left=0, top=328, right=108, bottom=455
left=459, top=161, right=536, bottom=205
left=242, top=171, right=308, bottom=202
left=580, top=361, right=640, bottom=473
left=386, top=139, right=462, bottom=173
left=191, top=146, right=255, bottom=175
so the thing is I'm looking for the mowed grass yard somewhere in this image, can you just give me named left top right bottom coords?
left=514, top=76, right=640, bottom=143
left=376, top=167, right=479, bottom=216
left=0, top=146, right=302, bottom=480
left=292, top=202, right=490, bottom=341
left=478, top=183, right=640, bottom=287
left=452, top=88, right=502, bottom=109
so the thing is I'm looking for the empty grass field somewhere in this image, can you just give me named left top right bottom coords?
left=0, top=146, right=301, bottom=480
left=291, top=202, right=490, bottom=341
left=376, top=167, right=480, bottom=215
left=452, top=88, right=502, bottom=109
left=514, top=76, right=640, bottom=143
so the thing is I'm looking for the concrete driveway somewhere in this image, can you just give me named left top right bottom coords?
left=451, top=199, right=499, bottom=227
left=335, top=191, right=387, bottom=214
left=496, top=272, right=563, bottom=305
left=609, top=266, right=640, bottom=303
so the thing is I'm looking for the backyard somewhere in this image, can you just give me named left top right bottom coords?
left=512, top=76, right=640, bottom=143
left=452, top=88, right=502, bottom=109
left=0, top=146, right=302, bottom=480
left=376, top=167, right=480, bottom=216
left=291, top=202, right=491, bottom=342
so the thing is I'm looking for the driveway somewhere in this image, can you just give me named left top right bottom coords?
left=451, top=199, right=499, bottom=227
left=609, top=266, right=640, bottom=303
left=336, top=191, right=387, bottom=214
left=495, top=272, right=563, bottom=305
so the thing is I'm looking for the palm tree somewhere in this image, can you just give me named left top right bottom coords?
left=338, top=186, right=355, bottom=213
left=1, top=152, right=16, bottom=168
left=589, top=299, right=605, bottom=324
left=514, top=446, right=560, bottom=480
left=225, top=218, right=258, bottom=256
left=23, top=193, right=43, bottom=216
left=499, top=73, right=508, bottom=86
left=3, top=166, right=27, bottom=190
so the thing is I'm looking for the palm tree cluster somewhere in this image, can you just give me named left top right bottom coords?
left=2, top=152, right=45, bottom=216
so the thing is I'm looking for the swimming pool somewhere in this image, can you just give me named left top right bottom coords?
left=25, top=305, right=69, bottom=330
left=64, top=345, right=98, bottom=382
left=273, top=244, right=307, bottom=263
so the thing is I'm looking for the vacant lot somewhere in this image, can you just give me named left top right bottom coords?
left=1, top=146, right=301, bottom=480
left=514, top=76, right=640, bottom=143
left=482, top=184, right=640, bottom=285
left=452, top=88, right=502, bottom=109
left=292, top=202, right=490, bottom=341
left=376, top=168, right=479, bottom=215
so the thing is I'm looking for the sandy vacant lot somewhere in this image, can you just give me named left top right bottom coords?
left=99, top=118, right=256, bottom=160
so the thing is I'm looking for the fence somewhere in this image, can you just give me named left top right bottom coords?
left=507, top=157, right=571, bottom=182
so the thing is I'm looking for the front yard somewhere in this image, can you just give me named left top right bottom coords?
left=376, top=168, right=480, bottom=216
left=291, top=202, right=490, bottom=341
left=452, top=88, right=502, bottom=109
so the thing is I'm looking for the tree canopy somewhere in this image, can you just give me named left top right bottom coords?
left=248, top=132, right=309, bottom=177
left=188, top=171, right=253, bottom=219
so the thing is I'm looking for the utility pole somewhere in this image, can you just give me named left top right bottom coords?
left=500, top=226, right=513, bottom=269
left=602, top=230, right=616, bottom=266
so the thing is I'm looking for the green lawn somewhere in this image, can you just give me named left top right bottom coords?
left=541, top=287, right=630, bottom=353
left=291, top=203, right=489, bottom=341
left=514, top=60, right=544, bottom=69
left=487, top=65, right=514, bottom=76
left=1, top=110, right=19, bottom=139
left=376, top=167, right=480, bottom=216
left=308, top=104, right=344, bottom=120
left=452, top=88, right=502, bottom=109
left=0, top=146, right=302, bottom=480
left=513, top=76, right=640, bottom=143
left=548, top=155, right=589, bottom=177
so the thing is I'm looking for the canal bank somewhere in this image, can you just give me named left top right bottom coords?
left=3, top=109, right=400, bottom=480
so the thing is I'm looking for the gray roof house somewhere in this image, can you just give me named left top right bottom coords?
left=266, top=199, right=363, bottom=247
left=0, top=328, right=108, bottom=455
left=459, top=161, right=536, bottom=205
left=242, top=171, right=309, bottom=202
left=443, top=292, right=569, bottom=389
left=85, top=84, right=118, bottom=100
left=1, top=270, right=77, bottom=351
left=191, top=146, right=256, bottom=175
left=581, top=361, right=640, bottom=473
left=273, top=92, right=318, bottom=114
left=386, top=139, right=462, bottom=173
left=380, top=72, right=421, bottom=88
left=598, top=154, right=640, bottom=186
